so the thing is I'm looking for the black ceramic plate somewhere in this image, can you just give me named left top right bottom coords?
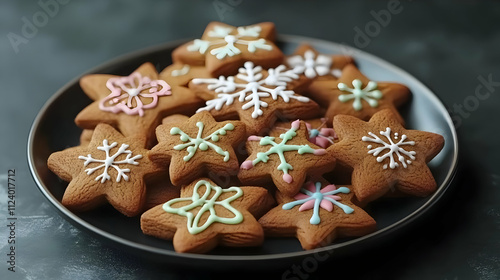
left=28, top=35, right=458, bottom=269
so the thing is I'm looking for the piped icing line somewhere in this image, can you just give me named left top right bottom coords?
left=171, top=65, right=191, bottom=77
left=187, top=25, right=273, bottom=60
left=99, top=72, right=171, bottom=117
left=241, top=120, right=326, bottom=183
left=171, top=121, right=235, bottom=162
left=361, top=127, right=416, bottom=169
left=305, top=118, right=337, bottom=148
left=194, top=62, right=310, bottom=119
left=287, top=50, right=332, bottom=79
left=78, top=139, right=142, bottom=183
left=337, top=79, right=382, bottom=111
left=162, top=180, right=243, bottom=234
left=282, top=181, right=353, bottom=225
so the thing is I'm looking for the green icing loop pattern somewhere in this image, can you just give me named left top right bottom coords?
left=162, top=180, right=244, bottom=235
left=170, top=121, right=235, bottom=162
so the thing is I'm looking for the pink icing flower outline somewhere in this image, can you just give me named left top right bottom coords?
left=99, top=72, right=171, bottom=117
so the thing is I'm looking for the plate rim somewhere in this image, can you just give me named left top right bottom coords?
left=27, top=34, right=459, bottom=262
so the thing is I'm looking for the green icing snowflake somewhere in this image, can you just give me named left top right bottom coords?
left=241, top=120, right=326, bottom=183
left=337, top=79, right=383, bottom=111
left=170, top=121, right=235, bottom=162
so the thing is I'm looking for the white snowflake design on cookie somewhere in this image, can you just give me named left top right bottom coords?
left=193, top=61, right=310, bottom=119
left=78, top=139, right=142, bottom=183
left=361, top=127, right=416, bottom=169
left=287, top=50, right=332, bottom=79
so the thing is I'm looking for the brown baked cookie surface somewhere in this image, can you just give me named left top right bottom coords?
left=75, top=62, right=202, bottom=145
left=271, top=118, right=337, bottom=148
left=285, top=44, right=354, bottom=80
left=140, top=178, right=272, bottom=253
left=47, top=123, right=164, bottom=216
left=238, top=120, right=336, bottom=197
left=149, top=111, right=246, bottom=187
left=172, top=22, right=284, bottom=77
left=331, top=109, right=445, bottom=203
left=306, top=64, right=410, bottom=125
left=259, top=178, right=376, bottom=250
left=158, top=63, right=212, bottom=87
left=190, top=61, right=319, bottom=135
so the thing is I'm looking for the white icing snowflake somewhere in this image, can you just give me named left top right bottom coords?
left=78, top=140, right=142, bottom=183
left=187, top=25, right=272, bottom=59
left=361, top=127, right=416, bottom=170
left=337, top=79, right=383, bottom=111
left=170, top=121, right=235, bottom=162
left=287, top=50, right=332, bottom=79
left=193, top=61, right=310, bottom=118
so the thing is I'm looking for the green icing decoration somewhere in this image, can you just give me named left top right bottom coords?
left=337, top=79, right=383, bottom=111
left=170, top=121, right=234, bottom=162
left=245, top=122, right=322, bottom=183
left=162, top=180, right=244, bottom=235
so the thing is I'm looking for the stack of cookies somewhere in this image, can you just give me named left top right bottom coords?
left=47, top=22, right=445, bottom=253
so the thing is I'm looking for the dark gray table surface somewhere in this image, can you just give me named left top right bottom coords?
left=1, top=1, right=499, bottom=279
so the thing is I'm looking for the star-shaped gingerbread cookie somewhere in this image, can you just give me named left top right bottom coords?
left=140, top=178, right=273, bottom=253
left=306, top=64, right=410, bottom=124
left=47, top=124, right=164, bottom=216
left=271, top=117, right=337, bottom=148
left=172, top=22, right=284, bottom=77
left=259, top=179, right=376, bottom=250
left=285, top=44, right=354, bottom=80
left=75, top=62, right=203, bottom=146
left=149, top=111, right=246, bottom=187
left=330, top=109, right=445, bottom=203
left=238, top=120, right=336, bottom=197
left=189, top=61, right=319, bottom=135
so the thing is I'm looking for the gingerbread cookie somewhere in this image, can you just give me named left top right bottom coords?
left=47, top=123, right=164, bottom=216
left=190, top=61, right=319, bottom=135
left=140, top=178, right=272, bottom=253
left=149, top=111, right=246, bottom=187
left=158, top=63, right=212, bottom=87
left=172, top=22, right=284, bottom=77
left=75, top=62, right=203, bottom=146
left=286, top=44, right=354, bottom=79
left=259, top=178, right=376, bottom=250
left=306, top=64, right=410, bottom=124
left=331, top=109, right=445, bottom=203
left=239, top=120, right=336, bottom=197
left=144, top=173, right=181, bottom=211
left=271, top=118, right=337, bottom=148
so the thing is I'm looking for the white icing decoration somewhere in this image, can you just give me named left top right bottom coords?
left=337, top=79, right=383, bottom=111
left=193, top=62, right=310, bottom=119
left=171, top=65, right=191, bottom=77
left=287, top=50, right=332, bottom=79
left=187, top=25, right=272, bottom=60
left=78, top=140, right=142, bottom=183
left=361, top=127, right=416, bottom=169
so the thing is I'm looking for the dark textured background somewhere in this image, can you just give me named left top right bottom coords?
left=1, top=0, right=499, bottom=279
